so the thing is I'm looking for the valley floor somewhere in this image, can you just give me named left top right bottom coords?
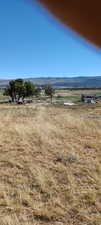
left=0, top=104, right=101, bottom=225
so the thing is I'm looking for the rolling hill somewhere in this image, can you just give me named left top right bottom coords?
left=1, top=76, right=101, bottom=88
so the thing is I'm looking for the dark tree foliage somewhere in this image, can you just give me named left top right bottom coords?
left=4, top=80, right=16, bottom=102
left=34, top=87, right=41, bottom=97
left=24, top=81, right=35, bottom=97
left=44, top=85, right=55, bottom=103
left=4, top=79, right=41, bottom=102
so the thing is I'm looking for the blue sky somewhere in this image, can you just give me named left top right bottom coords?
left=0, top=0, right=101, bottom=79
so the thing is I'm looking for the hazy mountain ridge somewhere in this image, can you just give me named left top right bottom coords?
left=1, top=76, right=101, bottom=88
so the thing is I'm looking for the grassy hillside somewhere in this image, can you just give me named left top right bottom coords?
left=0, top=104, right=101, bottom=224
left=1, top=76, right=101, bottom=88
left=24, top=76, right=101, bottom=87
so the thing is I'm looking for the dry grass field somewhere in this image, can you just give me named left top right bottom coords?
left=0, top=104, right=101, bottom=225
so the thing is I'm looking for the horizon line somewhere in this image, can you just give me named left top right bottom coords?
left=1, top=75, right=101, bottom=80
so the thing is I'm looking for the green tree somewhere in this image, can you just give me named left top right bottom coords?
left=4, top=80, right=16, bottom=102
left=14, top=79, right=25, bottom=101
left=4, top=79, right=39, bottom=103
left=44, top=85, right=55, bottom=103
left=24, top=81, right=35, bottom=97
left=34, top=87, right=41, bottom=97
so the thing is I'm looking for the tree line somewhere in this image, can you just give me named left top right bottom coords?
left=4, top=79, right=55, bottom=103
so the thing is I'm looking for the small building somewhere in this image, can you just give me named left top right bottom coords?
left=81, top=94, right=96, bottom=103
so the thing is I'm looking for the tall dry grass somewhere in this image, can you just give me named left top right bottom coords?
left=0, top=104, right=101, bottom=225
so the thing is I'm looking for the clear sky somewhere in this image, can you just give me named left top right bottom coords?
left=0, top=0, right=101, bottom=79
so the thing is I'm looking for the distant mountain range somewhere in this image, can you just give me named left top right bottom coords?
left=1, top=76, right=101, bottom=88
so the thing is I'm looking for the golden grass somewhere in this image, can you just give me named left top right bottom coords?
left=0, top=104, right=101, bottom=224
